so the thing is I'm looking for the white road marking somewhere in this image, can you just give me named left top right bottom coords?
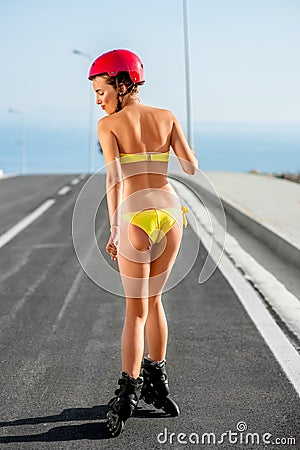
left=52, top=220, right=107, bottom=333
left=0, top=269, right=49, bottom=336
left=57, top=186, right=71, bottom=195
left=0, top=250, right=30, bottom=284
left=70, top=177, right=80, bottom=185
left=218, top=239, right=300, bottom=399
left=173, top=179, right=300, bottom=341
left=33, top=243, right=70, bottom=248
left=0, top=199, right=55, bottom=249
left=172, top=179, right=300, bottom=399
left=52, top=265, right=84, bottom=333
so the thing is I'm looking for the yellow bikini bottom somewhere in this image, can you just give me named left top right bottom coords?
left=121, top=205, right=189, bottom=244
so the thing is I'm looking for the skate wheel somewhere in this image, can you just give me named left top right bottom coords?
left=106, top=410, right=124, bottom=437
left=107, top=396, right=118, bottom=409
left=162, top=397, right=180, bottom=416
left=141, top=395, right=152, bottom=405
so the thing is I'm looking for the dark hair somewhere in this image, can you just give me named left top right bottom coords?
left=95, top=71, right=144, bottom=154
left=100, top=71, right=143, bottom=95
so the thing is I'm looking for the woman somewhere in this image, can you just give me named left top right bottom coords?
left=88, top=49, right=198, bottom=436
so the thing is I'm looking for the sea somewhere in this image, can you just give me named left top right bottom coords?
left=0, top=121, right=299, bottom=175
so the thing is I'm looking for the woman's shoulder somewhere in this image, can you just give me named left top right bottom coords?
left=97, top=115, right=115, bottom=133
left=98, top=105, right=175, bottom=131
left=98, top=115, right=111, bottom=126
left=140, top=105, right=176, bottom=125
left=142, top=104, right=173, bottom=116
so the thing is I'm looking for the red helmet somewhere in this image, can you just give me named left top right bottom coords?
left=88, top=49, right=145, bottom=83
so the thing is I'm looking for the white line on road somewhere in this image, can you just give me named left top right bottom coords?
left=52, top=265, right=84, bottom=333
left=70, top=177, right=80, bottom=185
left=173, top=179, right=300, bottom=340
left=172, top=179, right=300, bottom=399
left=52, top=219, right=107, bottom=333
left=218, top=247, right=300, bottom=399
left=57, top=186, right=71, bottom=195
left=0, top=199, right=56, bottom=249
left=0, top=269, right=49, bottom=335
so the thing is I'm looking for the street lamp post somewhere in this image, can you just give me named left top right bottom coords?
left=8, top=108, right=27, bottom=175
left=73, top=49, right=95, bottom=173
left=182, top=0, right=193, bottom=149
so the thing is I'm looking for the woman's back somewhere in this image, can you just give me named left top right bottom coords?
left=99, top=102, right=197, bottom=197
left=105, top=103, right=173, bottom=154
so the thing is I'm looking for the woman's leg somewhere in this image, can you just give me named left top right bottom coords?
left=117, top=220, right=181, bottom=376
left=146, top=294, right=168, bottom=361
left=117, top=222, right=152, bottom=378
left=146, top=223, right=182, bottom=360
left=121, top=297, right=148, bottom=378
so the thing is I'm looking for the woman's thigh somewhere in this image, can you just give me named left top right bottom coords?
left=119, top=222, right=153, bottom=262
left=148, top=223, right=182, bottom=297
left=117, top=221, right=182, bottom=299
left=117, top=247, right=150, bottom=300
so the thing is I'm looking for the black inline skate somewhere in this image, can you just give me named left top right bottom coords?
left=106, top=371, right=143, bottom=436
left=140, top=357, right=180, bottom=416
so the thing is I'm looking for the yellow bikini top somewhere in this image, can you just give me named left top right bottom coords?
left=119, top=150, right=170, bottom=164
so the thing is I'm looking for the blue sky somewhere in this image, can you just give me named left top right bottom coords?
left=1, top=0, right=299, bottom=130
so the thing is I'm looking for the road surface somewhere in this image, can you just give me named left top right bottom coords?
left=0, top=175, right=299, bottom=449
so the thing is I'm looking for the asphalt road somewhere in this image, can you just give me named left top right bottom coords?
left=0, top=175, right=299, bottom=450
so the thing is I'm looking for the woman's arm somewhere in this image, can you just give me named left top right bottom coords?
left=98, top=118, right=123, bottom=228
left=170, top=112, right=198, bottom=175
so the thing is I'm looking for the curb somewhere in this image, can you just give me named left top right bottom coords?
left=171, top=177, right=300, bottom=343
left=217, top=194, right=300, bottom=269
left=171, top=172, right=300, bottom=270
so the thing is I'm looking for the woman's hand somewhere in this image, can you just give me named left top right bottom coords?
left=106, top=235, right=118, bottom=261
left=106, top=225, right=120, bottom=261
